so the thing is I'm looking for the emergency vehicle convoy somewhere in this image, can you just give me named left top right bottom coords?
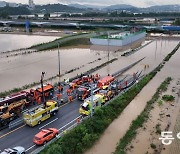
left=0, top=72, right=140, bottom=129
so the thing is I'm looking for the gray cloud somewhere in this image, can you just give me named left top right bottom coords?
left=4, top=0, right=180, bottom=7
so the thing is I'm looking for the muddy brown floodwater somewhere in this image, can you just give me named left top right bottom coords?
left=85, top=39, right=180, bottom=154
left=0, top=37, right=179, bottom=95
left=0, top=48, right=108, bottom=92
left=93, top=39, right=179, bottom=77
left=0, top=34, right=58, bottom=53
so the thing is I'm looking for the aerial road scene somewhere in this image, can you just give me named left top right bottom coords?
left=0, top=0, right=180, bottom=154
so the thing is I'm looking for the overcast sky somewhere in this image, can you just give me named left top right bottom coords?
left=4, top=0, right=180, bottom=7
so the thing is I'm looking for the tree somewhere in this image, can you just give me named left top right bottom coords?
left=43, top=13, right=50, bottom=20
left=174, top=19, right=180, bottom=26
left=34, top=14, right=38, bottom=19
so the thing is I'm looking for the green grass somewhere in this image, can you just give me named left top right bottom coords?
left=157, top=99, right=163, bottom=106
left=162, top=95, right=175, bottom=102
left=29, top=33, right=90, bottom=51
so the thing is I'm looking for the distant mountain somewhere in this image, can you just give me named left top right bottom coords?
left=104, top=4, right=139, bottom=12
left=68, top=4, right=180, bottom=13
left=143, top=5, right=180, bottom=12
left=68, top=4, right=88, bottom=9
left=0, top=6, right=30, bottom=15
left=68, top=4, right=106, bottom=9
left=34, top=4, right=85, bottom=13
left=105, top=4, right=136, bottom=10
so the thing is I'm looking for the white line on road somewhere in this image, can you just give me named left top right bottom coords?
left=26, top=144, right=36, bottom=152
left=58, top=115, right=81, bottom=131
left=39, top=118, right=58, bottom=130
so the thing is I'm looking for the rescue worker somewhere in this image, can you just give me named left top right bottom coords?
left=37, top=96, right=41, bottom=104
left=82, top=94, right=86, bottom=100
left=72, top=84, right=75, bottom=91
left=56, top=93, right=61, bottom=101
left=124, top=80, right=128, bottom=87
left=45, top=92, right=49, bottom=98
left=88, top=78, right=92, bottom=83
left=67, top=88, right=71, bottom=96
left=76, top=118, right=81, bottom=123
left=68, top=95, right=73, bottom=102
left=144, top=65, right=147, bottom=70
left=107, top=90, right=112, bottom=100
left=58, top=84, right=63, bottom=92
left=119, top=85, right=122, bottom=91
left=133, top=73, right=136, bottom=80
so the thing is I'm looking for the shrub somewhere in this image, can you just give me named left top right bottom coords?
left=162, top=95, right=175, bottom=102
left=150, top=143, right=156, bottom=149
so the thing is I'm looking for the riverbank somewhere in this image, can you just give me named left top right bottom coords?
left=125, top=78, right=180, bottom=154
left=29, top=32, right=92, bottom=51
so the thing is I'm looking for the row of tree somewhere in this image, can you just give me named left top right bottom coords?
left=174, top=19, right=180, bottom=25
left=61, top=11, right=180, bottom=18
left=0, top=6, right=30, bottom=18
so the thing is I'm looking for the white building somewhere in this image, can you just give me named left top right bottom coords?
left=8, top=2, right=19, bottom=7
left=29, top=0, right=35, bottom=10
left=90, top=31, right=146, bottom=47
left=0, top=1, right=6, bottom=7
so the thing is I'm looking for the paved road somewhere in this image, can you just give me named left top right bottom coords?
left=0, top=71, right=141, bottom=153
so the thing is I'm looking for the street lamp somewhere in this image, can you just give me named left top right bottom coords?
left=90, top=82, right=93, bottom=117
left=40, top=71, right=46, bottom=107
left=58, top=43, right=61, bottom=93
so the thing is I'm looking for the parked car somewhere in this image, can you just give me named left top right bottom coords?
left=0, top=146, right=25, bottom=154
left=33, top=128, right=58, bottom=145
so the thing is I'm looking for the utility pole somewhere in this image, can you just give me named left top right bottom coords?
left=58, top=43, right=61, bottom=93
left=107, top=32, right=110, bottom=62
left=107, top=32, right=110, bottom=75
left=40, top=72, right=46, bottom=107
left=90, top=82, right=93, bottom=117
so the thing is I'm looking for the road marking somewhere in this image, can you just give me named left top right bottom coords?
left=39, top=118, right=58, bottom=130
left=0, top=124, right=25, bottom=139
left=0, top=102, right=72, bottom=140
left=25, top=144, right=36, bottom=152
left=58, top=115, right=81, bottom=131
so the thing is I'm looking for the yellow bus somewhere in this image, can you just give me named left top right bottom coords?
left=23, top=101, right=58, bottom=127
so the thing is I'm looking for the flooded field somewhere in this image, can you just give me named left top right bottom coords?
left=0, top=48, right=108, bottom=92
left=0, top=37, right=179, bottom=93
left=93, top=39, right=179, bottom=77
left=0, top=34, right=58, bottom=53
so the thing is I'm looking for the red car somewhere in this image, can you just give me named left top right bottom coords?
left=33, top=128, right=58, bottom=145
